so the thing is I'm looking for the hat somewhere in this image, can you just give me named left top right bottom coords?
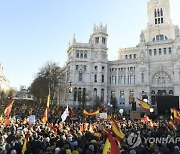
left=89, top=144, right=94, bottom=151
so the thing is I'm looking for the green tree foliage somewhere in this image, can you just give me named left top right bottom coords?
left=29, top=61, right=61, bottom=103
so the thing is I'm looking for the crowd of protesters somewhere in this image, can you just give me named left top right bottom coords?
left=0, top=100, right=180, bottom=154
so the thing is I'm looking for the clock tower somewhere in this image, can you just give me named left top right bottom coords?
left=141, top=0, right=177, bottom=43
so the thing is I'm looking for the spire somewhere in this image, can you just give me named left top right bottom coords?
left=73, top=33, right=76, bottom=43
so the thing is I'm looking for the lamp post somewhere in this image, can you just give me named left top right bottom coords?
left=150, top=107, right=154, bottom=120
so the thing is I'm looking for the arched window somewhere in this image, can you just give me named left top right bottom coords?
left=153, top=34, right=168, bottom=41
left=84, top=53, right=87, bottom=58
left=76, top=52, right=79, bottom=58
left=149, top=49, right=152, bottom=56
left=94, top=88, right=97, bottom=98
left=80, top=53, right=83, bottom=58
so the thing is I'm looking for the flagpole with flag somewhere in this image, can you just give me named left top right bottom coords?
left=4, top=99, right=15, bottom=117
left=61, top=105, right=69, bottom=123
left=42, top=91, right=50, bottom=123
left=137, top=98, right=150, bottom=112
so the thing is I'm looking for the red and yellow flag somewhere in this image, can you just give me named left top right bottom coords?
left=22, top=134, right=30, bottom=154
left=169, top=120, right=177, bottom=131
left=137, top=98, right=150, bottom=112
left=83, top=109, right=99, bottom=116
left=41, top=93, right=50, bottom=123
left=173, top=108, right=180, bottom=123
left=111, top=118, right=125, bottom=142
left=42, top=107, right=48, bottom=123
left=4, top=99, right=15, bottom=116
left=4, top=116, right=11, bottom=126
left=102, top=132, right=121, bottom=154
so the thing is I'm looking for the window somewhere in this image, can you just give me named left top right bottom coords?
left=154, top=9, right=157, bottom=17
left=101, top=89, right=104, bottom=101
left=76, top=52, right=79, bottom=58
left=159, top=48, right=161, bottom=55
left=141, top=72, right=144, bottom=83
left=120, top=91, right=125, bottom=104
left=95, top=66, right=98, bottom=70
left=78, top=72, right=83, bottom=82
left=153, top=34, right=168, bottom=41
left=102, top=37, right=106, bottom=44
left=130, top=75, right=133, bottom=84
left=149, top=49, right=152, bottom=56
left=84, top=65, right=86, bottom=71
left=157, top=77, right=166, bottom=84
left=164, top=48, right=166, bottom=55
left=134, top=54, right=136, bottom=59
left=125, top=55, right=128, bottom=59
left=129, top=54, right=132, bottom=59
left=120, top=76, right=123, bottom=84
left=112, top=76, right=115, bottom=84
left=84, top=53, right=87, bottom=58
left=94, top=74, right=97, bottom=82
left=94, top=88, right=97, bottom=98
left=157, top=9, right=160, bottom=17
left=134, top=75, right=136, bottom=84
left=102, top=66, right=105, bottom=71
left=95, top=37, right=99, bottom=43
left=154, top=49, right=157, bottom=55
left=80, top=53, right=83, bottom=58
left=76, top=65, right=78, bottom=70
left=169, top=47, right=172, bottom=54
left=160, top=8, right=163, bottom=16
left=161, top=18, right=163, bottom=23
left=124, top=76, right=126, bottom=84
left=102, top=75, right=104, bottom=83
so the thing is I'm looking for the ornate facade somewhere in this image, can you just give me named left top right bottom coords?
left=59, top=0, right=180, bottom=110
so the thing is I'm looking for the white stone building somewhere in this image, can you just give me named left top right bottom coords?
left=59, top=0, right=180, bottom=111
left=0, top=63, right=10, bottom=93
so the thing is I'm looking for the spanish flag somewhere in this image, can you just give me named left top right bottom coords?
left=173, top=108, right=180, bottom=123
left=4, top=116, right=11, bottom=126
left=83, top=109, right=100, bottom=116
left=111, top=118, right=125, bottom=142
left=169, top=120, right=177, bottom=131
left=4, top=99, right=15, bottom=116
left=137, top=98, right=150, bottom=112
left=102, top=132, right=121, bottom=154
left=42, top=93, right=50, bottom=123
left=22, top=134, right=29, bottom=154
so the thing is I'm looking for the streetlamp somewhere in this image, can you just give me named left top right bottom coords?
left=150, top=107, right=154, bottom=120
left=119, top=109, right=124, bottom=115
